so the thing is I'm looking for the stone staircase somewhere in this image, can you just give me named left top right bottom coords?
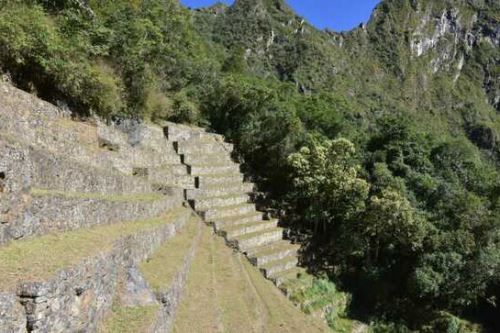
left=163, top=123, right=303, bottom=287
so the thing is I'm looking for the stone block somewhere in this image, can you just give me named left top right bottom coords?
left=191, top=194, right=250, bottom=211
left=201, top=203, right=256, bottom=221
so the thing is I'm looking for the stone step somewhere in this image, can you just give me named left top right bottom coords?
left=173, top=133, right=227, bottom=142
left=260, top=255, right=299, bottom=279
left=185, top=182, right=254, bottom=200
left=164, top=122, right=224, bottom=142
left=246, top=241, right=300, bottom=266
left=1, top=189, right=184, bottom=245
left=179, top=135, right=221, bottom=144
left=220, top=219, right=278, bottom=239
left=271, top=267, right=309, bottom=287
left=181, top=153, right=233, bottom=165
left=188, top=164, right=240, bottom=176
left=161, top=175, right=195, bottom=190
left=175, top=141, right=232, bottom=155
left=212, top=212, right=265, bottom=231
left=201, top=203, right=256, bottom=221
left=167, top=164, right=190, bottom=176
left=0, top=207, right=192, bottom=333
left=229, top=228, right=284, bottom=252
left=191, top=193, right=250, bottom=211
left=277, top=271, right=315, bottom=299
left=196, top=174, right=244, bottom=188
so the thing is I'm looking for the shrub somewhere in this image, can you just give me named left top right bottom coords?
left=170, top=90, right=200, bottom=124
left=0, top=3, right=123, bottom=117
left=288, top=137, right=370, bottom=230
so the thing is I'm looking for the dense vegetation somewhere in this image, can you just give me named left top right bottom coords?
left=0, top=0, right=499, bottom=331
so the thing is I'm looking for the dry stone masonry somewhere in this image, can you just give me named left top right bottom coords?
left=0, top=82, right=199, bottom=332
left=0, top=81, right=316, bottom=332
left=163, top=124, right=303, bottom=286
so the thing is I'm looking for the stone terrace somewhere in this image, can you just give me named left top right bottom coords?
left=0, top=82, right=204, bottom=332
left=0, top=82, right=329, bottom=332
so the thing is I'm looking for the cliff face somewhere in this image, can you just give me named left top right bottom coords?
left=196, top=0, right=499, bottom=115
left=367, top=0, right=499, bottom=110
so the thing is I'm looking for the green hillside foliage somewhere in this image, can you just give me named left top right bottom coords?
left=0, top=0, right=499, bottom=331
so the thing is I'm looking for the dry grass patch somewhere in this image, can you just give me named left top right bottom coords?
left=173, top=226, right=330, bottom=333
left=241, top=258, right=330, bottom=333
left=54, top=117, right=98, bottom=143
left=140, top=215, right=199, bottom=293
left=0, top=208, right=187, bottom=291
left=98, top=305, right=160, bottom=333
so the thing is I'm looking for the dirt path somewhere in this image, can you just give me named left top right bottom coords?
left=235, top=253, right=268, bottom=333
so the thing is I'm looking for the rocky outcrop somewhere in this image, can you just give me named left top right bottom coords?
left=368, top=0, right=499, bottom=111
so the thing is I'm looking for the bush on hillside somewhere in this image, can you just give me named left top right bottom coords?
left=0, top=4, right=124, bottom=117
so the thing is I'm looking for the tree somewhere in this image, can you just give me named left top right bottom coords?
left=364, top=189, right=427, bottom=264
left=288, top=138, right=369, bottom=232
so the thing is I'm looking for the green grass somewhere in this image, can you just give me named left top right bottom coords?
left=278, top=268, right=312, bottom=290
left=30, top=188, right=164, bottom=202
left=0, top=208, right=188, bottom=291
left=278, top=272, right=362, bottom=332
left=291, top=278, right=348, bottom=314
left=140, top=216, right=199, bottom=293
left=98, top=305, right=160, bottom=333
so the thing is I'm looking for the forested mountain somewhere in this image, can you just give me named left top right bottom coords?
left=0, top=0, right=498, bottom=331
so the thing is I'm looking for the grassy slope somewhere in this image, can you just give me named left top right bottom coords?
left=172, top=226, right=330, bottom=333
left=140, top=215, right=200, bottom=293
left=0, top=207, right=188, bottom=291
left=98, top=305, right=160, bottom=333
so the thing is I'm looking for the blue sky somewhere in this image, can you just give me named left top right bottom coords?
left=180, top=0, right=381, bottom=32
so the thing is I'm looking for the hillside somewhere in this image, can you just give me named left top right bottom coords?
left=0, top=0, right=499, bottom=332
